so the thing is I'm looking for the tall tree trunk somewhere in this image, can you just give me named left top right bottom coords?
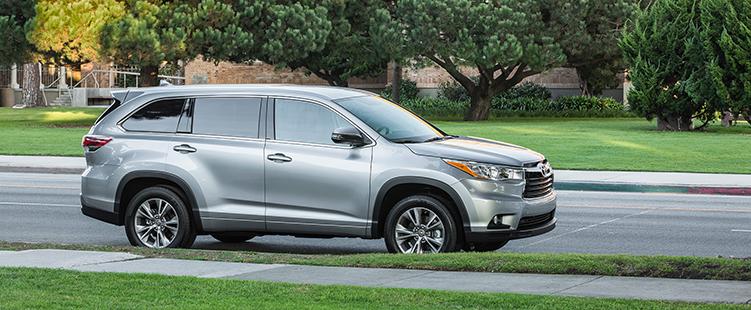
left=576, top=69, right=591, bottom=96
left=140, top=65, right=159, bottom=87
left=657, top=116, right=693, bottom=131
left=391, top=62, right=402, bottom=103
left=20, top=62, right=44, bottom=107
left=465, top=93, right=492, bottom=121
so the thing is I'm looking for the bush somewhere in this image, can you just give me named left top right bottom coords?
left=439, top=79, right=550, bottom=102
left=400, top=97, right=469, bottom=119
left=497, top=82, right=551, bottom=101
left=437, top=79, right=472, bottom=101
left=381, top=79, right=419, bottom=101
left=400, top=96, right=631, bottom=119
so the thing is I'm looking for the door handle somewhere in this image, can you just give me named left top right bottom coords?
left=267, top=153, right=292, bottom=163
left=173, top=144, right=197, bottom=153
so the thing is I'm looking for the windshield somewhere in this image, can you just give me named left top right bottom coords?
left=335, top=96, right=445, bottom=143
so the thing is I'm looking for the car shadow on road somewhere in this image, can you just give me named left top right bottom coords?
left=191, top=236, right=387, bottom=255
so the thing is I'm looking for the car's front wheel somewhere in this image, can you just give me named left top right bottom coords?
left=124, top=186, right=196, bottom=249
left=384, top=195, right=461, bottom=254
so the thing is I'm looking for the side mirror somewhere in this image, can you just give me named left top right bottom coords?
left=331, top=126, right=366, bottom=147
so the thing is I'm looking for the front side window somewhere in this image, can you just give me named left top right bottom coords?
left=192, top=97, right=262, bottom=138
left=122, top=99, right=185, bottom=132
left=274, top=99, right=350, bottom=145
left=335, top=96, right=444, bottom=143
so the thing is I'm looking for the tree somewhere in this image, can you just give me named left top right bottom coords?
left=621, top=0, right=723, bottom=131
left=700, top=0, right=751, bottom=126
left=548, top=0, right=637, bottom=96
left=0, top=0, right=44, bottom=107
left=28, top=0, right=124, bottom=66
left=275, top=0, right=389, bottom=87
left=372, top=0, right=565, bottom=120
left=100, top=0, right=188, bottom=86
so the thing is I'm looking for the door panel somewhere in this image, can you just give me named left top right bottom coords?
left=167, top=97, right=266, bottom=232
left=265, top=98, right=373, bottom=236
left=264, top=142, right=372, bottom=236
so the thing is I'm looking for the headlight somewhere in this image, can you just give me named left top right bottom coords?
left=444, top=159, right=525, bottom=181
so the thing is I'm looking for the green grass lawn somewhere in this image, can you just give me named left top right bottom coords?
left=435, top=118, right=751, bottom=173
left=0, top=107, right=103, bottom=156
left=0, top=267, right=743, bottom=309
left=0, top=107, right=750, bottom=173
left=3, top=242, right=750, bottom=281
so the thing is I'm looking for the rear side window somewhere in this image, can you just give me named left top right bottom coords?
left=192, top=97, right=262, bottom=138
left=122, top=99, right=186, bottom=132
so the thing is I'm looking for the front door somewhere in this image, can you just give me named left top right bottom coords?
left=264, top=98, right=373, bottom=236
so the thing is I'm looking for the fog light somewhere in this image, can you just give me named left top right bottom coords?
left=487, top=215, right=511, bottom=229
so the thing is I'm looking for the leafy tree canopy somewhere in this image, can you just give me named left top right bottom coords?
left=28, top=0, right=124, bottom=65
left=372, top=0, right=566, bottom=120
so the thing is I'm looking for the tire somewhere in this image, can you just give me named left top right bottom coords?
left=210, top=233, right=256, bottom=243
left=384, top=195, right=461, bottom=254
left=463, top=240, right=509, bottom=252
left=125, top=186, right=196, bottom=248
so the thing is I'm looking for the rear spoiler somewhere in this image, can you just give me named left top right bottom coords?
left=111, top=89, right=144, bottom=104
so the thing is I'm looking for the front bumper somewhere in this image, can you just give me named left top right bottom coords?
left=452, top=178, right=557, bottom=241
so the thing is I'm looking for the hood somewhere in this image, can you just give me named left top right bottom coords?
left=405, top=136, right=544, bottom=167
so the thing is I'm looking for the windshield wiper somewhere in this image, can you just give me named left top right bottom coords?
left=423, top=135, right=457, bottom=143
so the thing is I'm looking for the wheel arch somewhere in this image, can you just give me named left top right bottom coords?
left=371, top=177, right=469, bottom=239
left=115, top=171, right=203, bottom=232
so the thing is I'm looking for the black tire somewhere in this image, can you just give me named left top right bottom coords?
left=463, top=240, right=509, bottom=252
left=210, top=233, right=256, bottom=243
left=384, top=195, right=461, bottom=253
left=124, top=186, right=196, bottom=248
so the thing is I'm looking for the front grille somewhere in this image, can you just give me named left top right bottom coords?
left=524, top=170, right=554, bottom=198
left=518, top=211, right=555, bottom=230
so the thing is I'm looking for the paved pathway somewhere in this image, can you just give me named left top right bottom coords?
left=1, top=249, right=750, bottom=304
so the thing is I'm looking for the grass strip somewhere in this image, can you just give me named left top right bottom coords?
left=2, top=241, right=749, bottom=281
left=0, top=267, right=745, bottom=309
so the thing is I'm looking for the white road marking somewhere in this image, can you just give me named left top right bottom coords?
left=560, top=204, right=751, bottom=214
left=520, top=209, right=653, bottom=248
left=0, top=201, right=80, bottom=208
left=731, top=229, right=751, bottom=233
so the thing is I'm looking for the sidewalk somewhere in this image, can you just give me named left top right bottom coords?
left=1, top=155, right=750, bottom=195
left=0, top=249, right=749, bottom=304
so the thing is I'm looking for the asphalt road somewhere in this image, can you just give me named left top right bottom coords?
left=1, top=172, right=750, bottom=257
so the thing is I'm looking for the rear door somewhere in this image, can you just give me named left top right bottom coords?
left=166, top=96, right=267, bottom=232
left=264, top=98, right=373, bottom=237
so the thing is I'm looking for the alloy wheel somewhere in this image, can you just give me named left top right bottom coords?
left=394, top=207, right=445, bottom=253
left=134, top=198, right=179, bottom=248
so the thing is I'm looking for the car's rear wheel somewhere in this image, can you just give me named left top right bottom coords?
left=384, top=195, right=460, bottom=253
left=463, top=240, right=509, bottom=252
left=125, top=186, right=195, bottom=249
left=210, top=233, right=256, bottom=243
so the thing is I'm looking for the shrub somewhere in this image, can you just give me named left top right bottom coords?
left=400, top=97, right=469, bottom=119
left=497, top=82, right=551, bottom=101
left=550, top=96, right=624, bottom=111
left=381, top=79, right=419, bottom=101
left=437, top=78, right=472, bottom=101
left=400, top=96, right=631, bottom=119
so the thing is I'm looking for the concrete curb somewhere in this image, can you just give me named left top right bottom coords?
left=556, top=182, right=751, bottom=197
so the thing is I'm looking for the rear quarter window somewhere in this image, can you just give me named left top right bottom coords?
left=94, top=99, right=122, bottom=125
left=121, top=99, right=186, bottom=133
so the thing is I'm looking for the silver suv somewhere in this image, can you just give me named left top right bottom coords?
left=81, top=85, right=556, bottom=253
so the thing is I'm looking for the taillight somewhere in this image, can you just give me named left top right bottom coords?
left=82, top=135, right=112, bottom=151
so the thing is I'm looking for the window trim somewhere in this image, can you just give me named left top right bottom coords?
left=268, top=96, right=375, bottom=149
left=117, top=96, right=191, bottom=134
left=187, top=96, right=266, bottom=139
